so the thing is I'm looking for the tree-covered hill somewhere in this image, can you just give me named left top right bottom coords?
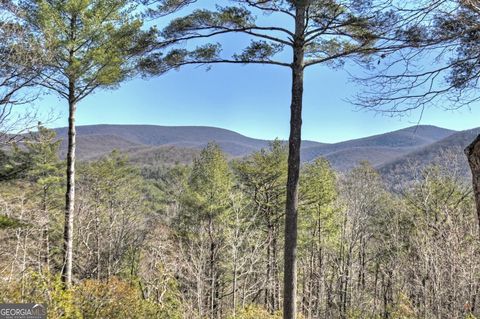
left=53, top=124, right=458, bottom=172
left=379, top=127, right=480, bottom=187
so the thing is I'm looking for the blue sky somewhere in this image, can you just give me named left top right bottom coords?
left=31, top=2, right=480, bottom=144
left=35, top=60, right=480, bottom=144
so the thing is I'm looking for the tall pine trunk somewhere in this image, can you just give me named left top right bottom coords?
left=61, top=82, right=76, bottom=287
left=283, top=4, right=305, bottom=319
left=42, top=187, right=50, bottom=272
left=465, top=134, right=480, bottom=234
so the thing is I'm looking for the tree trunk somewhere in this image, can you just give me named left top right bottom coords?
left=232, top=248, right=237, bottom=318
left=273, top=225, right=281, bottom=311
left=42, top=187, right=50, bottom=273
left=465, top=134, right=480, bottom=234
left=283, top=4, right=305, bottom=319
left=266, top=218, right=273, bottom=310
left=61, top=84, right=76, bottom=287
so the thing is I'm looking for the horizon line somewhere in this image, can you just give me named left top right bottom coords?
left=45, top=122, right=474, bottom=145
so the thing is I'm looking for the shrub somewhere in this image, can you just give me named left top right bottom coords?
left=227, top=305, right=282, bottom=319
left=73, top=277, right=175, bottom=319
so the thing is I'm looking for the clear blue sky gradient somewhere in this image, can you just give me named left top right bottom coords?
left=35, top=60, right=480, bottom=144
left=31, top=4, right=480, bottom=144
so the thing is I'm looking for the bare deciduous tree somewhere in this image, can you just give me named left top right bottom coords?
left=0, top=4, right=44, bottom=142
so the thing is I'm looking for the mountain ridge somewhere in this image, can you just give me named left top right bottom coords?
left=379, top=127, right=480, bottom=186
left=54, top=123, right=453, bottom=146
left=51, top=123, right=466, bottom=171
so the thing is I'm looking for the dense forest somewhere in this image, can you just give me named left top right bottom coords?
left=2, top=0, right=480, bottom=318
left=1, top=128, right=478, bottom=319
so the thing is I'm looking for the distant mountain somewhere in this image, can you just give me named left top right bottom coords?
left=58, top=134, right=142, bottom=160
left=54, top=124, right=325, bottom=159
left=126, top=146, right=201, bottom=167
left=379, top=127, right=480, bottom=187
left=53, top=124, right=464, bottom=172
left=322, top=146, right=409, bottom=171
left=301, top=125, right=456, bottom=169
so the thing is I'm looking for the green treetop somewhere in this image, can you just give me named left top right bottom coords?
left=22, top=0, right=155, bottom=101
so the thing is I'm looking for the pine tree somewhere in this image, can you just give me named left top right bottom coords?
left=18, top=0, right=155, bottom=286
left=298, top=158, right=338, bottom=317
left=142, top=2, right=400, bottom=315
left=24, top=126, right=63, bottom=272
left=178, top=143, right=233, bottom=318
left=234, top=140, right=288, bottom=313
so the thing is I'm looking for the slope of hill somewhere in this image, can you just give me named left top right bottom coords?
left=300, top=125, right=456, bottom=170
left=54, top=125, right=328, bottom=160
left=301, top=125, right=455, bottom=162
left=56, top=125, right=279, bottom=151
left=53, top=124, right=460, bottom=171
left=323, top=147, right=409, bottom=171
left=379, top=127, right=480, bottom=186
left=58, top=134, right=142, bottom=160
left=126, top=145, right=202, bottom=167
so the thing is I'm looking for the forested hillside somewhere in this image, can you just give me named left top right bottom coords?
left=2, top=0, right=480, bottom=318
left=54, top=125, right=283, bottom=159
left=1, top=128, right=478, bottom=318
left=54, top=124, right=459, bottom=171
left=52, top=124, right=480, bottom=187
left=380, top=127, right=480, bottom=187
